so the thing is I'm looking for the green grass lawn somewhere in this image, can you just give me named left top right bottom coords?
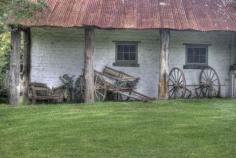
left=0, top=99, right=236, bottom=158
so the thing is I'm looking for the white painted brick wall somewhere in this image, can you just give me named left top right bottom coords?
left=31, top=28, right=234, bottom=98
left=169, top=31, right=233, bottom=97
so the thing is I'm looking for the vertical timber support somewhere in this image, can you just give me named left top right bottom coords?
left=84, top=27, right=95, bottom=103
left=21, top=28, right=31, bottom=103
left=158, top=29, right=170, bottom=100
left=9, top=27, right=21, bottom=105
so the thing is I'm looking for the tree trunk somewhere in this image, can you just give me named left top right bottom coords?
left=158, top=29, right=170, bottom=100
left=21, top=28, right=31, bottom=103
left=9, top=27, right=21, bottom=105
left=84, top=27, right=95, bottom=103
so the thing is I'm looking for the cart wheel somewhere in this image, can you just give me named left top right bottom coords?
left=94, top=74, right=107, bottom=101
left=168, top=67, right=187, bottom=99
left=199, top=67, right=221, bottom=97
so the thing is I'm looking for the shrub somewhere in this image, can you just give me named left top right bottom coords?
left=0, top=32, right=10, bottom=102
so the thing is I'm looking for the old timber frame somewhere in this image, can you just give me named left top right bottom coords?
left=158, top=29, right=170, bottom=100
left=9, top=27, right=31, bottom=105
left=21, top=28, right=31, bottom=103
left=9, top=27, right=21, bottom=105
left=84, top=27, right=95, bottom=103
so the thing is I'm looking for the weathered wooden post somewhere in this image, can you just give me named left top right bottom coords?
left=158, top=29, right=170, bottom=100
left=84, top=27, right=95, bottom=103
left=9, top=27, right=21, bottom=105
left=21, top=28, right=31, bottom=103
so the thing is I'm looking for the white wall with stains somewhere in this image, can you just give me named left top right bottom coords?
left=31, top=28, right=234, bottom=98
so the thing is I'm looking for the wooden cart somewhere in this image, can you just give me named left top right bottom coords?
left=28, top=82, right=69, bottom=103
left=79, top=66, right=152, bottom=102
left=168, top=66, right=221, bottom=99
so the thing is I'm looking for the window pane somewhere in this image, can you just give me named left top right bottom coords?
left=195, top=55, right=200, bottom=63
left=124, top=52, right=130, bottom=60
left=194, top=48, right=200, bottom=56
left=130, top=45, right=136, bottom=53
left=187, top=56, right=194, bottom=63
left=118, top=45, right=124, bottom=53
left=187, top=46, right=207, bottom=64
left=199, top=48, right=206, bottom=56
left=124, top=45, right=129, bottom=52
left=130, top=53, right=136, bottom=60
left=117, top=53, right=123, bottom=60
left=199, top=56, right=206, bottom=63
left=188, top=48, right=193, bottom=56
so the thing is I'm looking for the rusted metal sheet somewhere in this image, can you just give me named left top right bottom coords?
left=22, top=0, right=236, bottom=31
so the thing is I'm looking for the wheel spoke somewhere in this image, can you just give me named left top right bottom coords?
left=176, top=70, right=180, bottom=81
left=168, top=87, right=175, bottom=93
left=204, top=88, right=208, bottom=96
left=98, top=91, right=104, bottom=97
left=173, top=89, right=177, bottom=98
left=169, top=77, right=176, bottom=84
left=177, top=74, right=182, bottom=84
left=203, top=71, right=207, bottom=80
left=173, top=70, right=177, bottom=81
left=201, top=74, right=207, bottom=82
left=208, top=70, right=212, bottom=78
left=172, top=74, right=175, bottom=81
left=170, top=88, right=176, bottom=97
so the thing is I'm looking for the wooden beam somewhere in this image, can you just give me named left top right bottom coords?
left=84, top=27, right=95, bottom=103
left=21, top=28, right=31, bottom=103
left=158, top=29, right=170, bottom=100
left=9, top=27, right=21, bottom=105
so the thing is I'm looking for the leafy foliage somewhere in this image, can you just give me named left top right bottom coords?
left=0, top=0, right=46, bottom=32
left=0, top=32, right=10, bottom=101
left=0, top=0, right=46, bottom=101
left=0, top=33, right=10, bottom=73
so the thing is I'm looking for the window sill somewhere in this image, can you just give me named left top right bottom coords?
left=113, top=62, right=140, bottom=67
left=183, top=64, right=209, bottom=69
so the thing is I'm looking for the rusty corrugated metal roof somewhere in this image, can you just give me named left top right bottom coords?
left=22, top=0, right=236, bottom=31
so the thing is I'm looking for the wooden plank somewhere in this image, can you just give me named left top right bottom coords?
left=84, top=27, right=95, bottom=103
left=116, top=90, right=153, bottom=101
left=103, top=66, right=139, bottom=81
left=158, top=29, right=170, bottom=100
left=9, top=27, right=21, bottom=105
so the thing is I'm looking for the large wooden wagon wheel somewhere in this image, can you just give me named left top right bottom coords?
left=94, top=74, right=107, bottom=101
left=168, top=67, right=187, bottom=99
left=199, top=67, right=221, bottom=97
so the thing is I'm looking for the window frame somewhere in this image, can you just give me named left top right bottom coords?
left=113, top=41, right=139, bottom=67
left=184, top=44, right=209, bottom=69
